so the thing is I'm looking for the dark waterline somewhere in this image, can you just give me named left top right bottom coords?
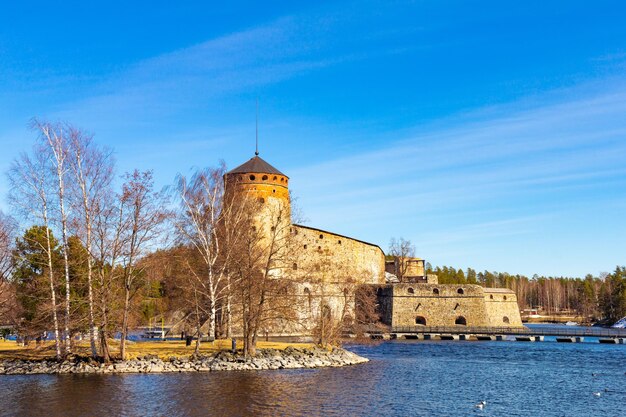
left=1, top=338, right=625, bottom=416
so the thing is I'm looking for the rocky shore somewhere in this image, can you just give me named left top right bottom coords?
left=0, top=346, right=368, bottom=375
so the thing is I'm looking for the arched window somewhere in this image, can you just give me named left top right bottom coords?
left=503, top=296, right=507, bottom=301
left=249, top=175, right=256, bottom=181
left=408, top=287, right=415, bottom=294
left=457, top=288, right=464, bottom=295
left=503, top=316, right=510, bottom=324
left=273, top=176, right=277, bottom=180
left=292, top=263, right=297, bottom=270
left=259, top=197, right=265, bottom=204
left=338, top=240, right=342, bottom=245
left=262, top=175, right=268, bottom=181
left=490, top=294, right=494, bottom=299
left=303, top=244, right=308, bottom=249
left=272, top=189, right=276, bottom=193
left=455, top=316, right=467, bottom=326
left=415, top=316, right=426, bottom=326
left=319, top=234, right=324, bottom=239
left=433, top=288, right=440, bottom=295
left=304, top=287, right=310, bottom=294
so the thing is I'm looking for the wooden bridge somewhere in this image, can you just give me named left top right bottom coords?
left=368, top=326, right=626, bottom=343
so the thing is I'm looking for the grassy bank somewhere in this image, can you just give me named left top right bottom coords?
left=0, top=339, right=313, bottom=361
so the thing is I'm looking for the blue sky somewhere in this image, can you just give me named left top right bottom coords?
left=1, top=1, right=625, bottom=277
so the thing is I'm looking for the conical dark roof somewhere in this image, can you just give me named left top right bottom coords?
left=227, top=155, right=287, bottom=177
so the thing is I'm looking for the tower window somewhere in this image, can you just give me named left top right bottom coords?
left=272, top=189, right=276, bottom=193
left=338, top=240, right=341, bottom=245
left=292, top=263, right=297, bottom=270
left=262, top=175, right=268, bottom=181
left=319, top=234, right=324, bottom=239
left=503, top=296, right=507, bottom=301
left=457, top=288, right=464, bottom=295
left=304, top=244, right=307, bottom=249
left=273, top=176, right=277, bottom=180
left=249, top=175, right=256, bottom=181
left=259, top=198, right=265, bottom=204
left=433, top=288, right=440, bottom=295
left=407, top=287, right=415, bottom=294
left=280, top=178, right=284, bottom=182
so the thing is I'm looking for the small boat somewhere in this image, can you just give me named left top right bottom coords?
left=565, top=321, right=579, bottom=326
left=142, top=330, right=166, bottom=339
left=611, top=317, right=626, bottom=329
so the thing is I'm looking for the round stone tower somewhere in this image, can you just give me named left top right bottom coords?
left=224, top=154, right=291, bottom=232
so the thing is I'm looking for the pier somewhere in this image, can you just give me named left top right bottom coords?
left=372, top=326, right=626, bottom=343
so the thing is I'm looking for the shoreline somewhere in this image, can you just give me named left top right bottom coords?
left=0, top=346, right=369, bottom=375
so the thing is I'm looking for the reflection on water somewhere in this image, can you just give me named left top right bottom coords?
left=1, top=340, right=625, bottom=416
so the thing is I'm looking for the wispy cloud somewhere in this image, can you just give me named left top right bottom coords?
left=289, top=80, right=626, bottom=275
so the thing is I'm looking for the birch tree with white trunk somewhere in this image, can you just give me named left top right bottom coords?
left=35, top=120, right=74, bottom=354
left=67, top=128, right=114, bottom=359
left=173, top=164, right=249, bottom=349
left=7, top=148, right=63, bottom=359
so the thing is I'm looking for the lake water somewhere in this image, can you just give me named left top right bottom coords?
left=1, top=335, right=625, bottom=416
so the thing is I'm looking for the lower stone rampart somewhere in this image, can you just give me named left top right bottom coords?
left=378, top=284, right=523, bottom=328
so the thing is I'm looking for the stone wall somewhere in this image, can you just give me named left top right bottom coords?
left=291, top=224, right=385, bottom=285
left=378, top=283, right=523, bottom=328
left=483, top=288, right=523, bottom=327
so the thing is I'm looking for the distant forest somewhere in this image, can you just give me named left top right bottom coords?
left=426, top=264, right=626, bottom=323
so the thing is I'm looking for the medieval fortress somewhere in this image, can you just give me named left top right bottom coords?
left=225, top=154, right=522, bottom=334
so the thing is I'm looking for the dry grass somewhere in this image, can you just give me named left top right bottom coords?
left=0, top=339, right=312, bottom=361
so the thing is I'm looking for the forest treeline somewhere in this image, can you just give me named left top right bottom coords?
left=426, top=264, right=626, bottom=322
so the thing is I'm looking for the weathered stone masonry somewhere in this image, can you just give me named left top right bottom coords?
left=378, top=284, right=523, bottom=328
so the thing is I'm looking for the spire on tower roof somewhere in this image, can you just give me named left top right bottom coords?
left=227, top=155, right=286, bottom=176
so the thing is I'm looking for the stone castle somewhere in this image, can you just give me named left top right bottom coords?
left=224, top=153, right=523, bottom=334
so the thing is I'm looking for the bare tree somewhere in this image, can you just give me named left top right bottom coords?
left=388, top=237, right=416, bottom=282
left=118, top=170, right=168, bottom=360
left=0, top=211, right=17, bottom=323
left=67, top=127, right=114, bottom=359
left=34, top=120, right=74, bottom=354
left=232, top=200, right=303, bottom=357
left=173, top=164, right=250, bottom=350
left=91, top=188, right=126, bottom=362
left=7, top=147, right=63, bottom=359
